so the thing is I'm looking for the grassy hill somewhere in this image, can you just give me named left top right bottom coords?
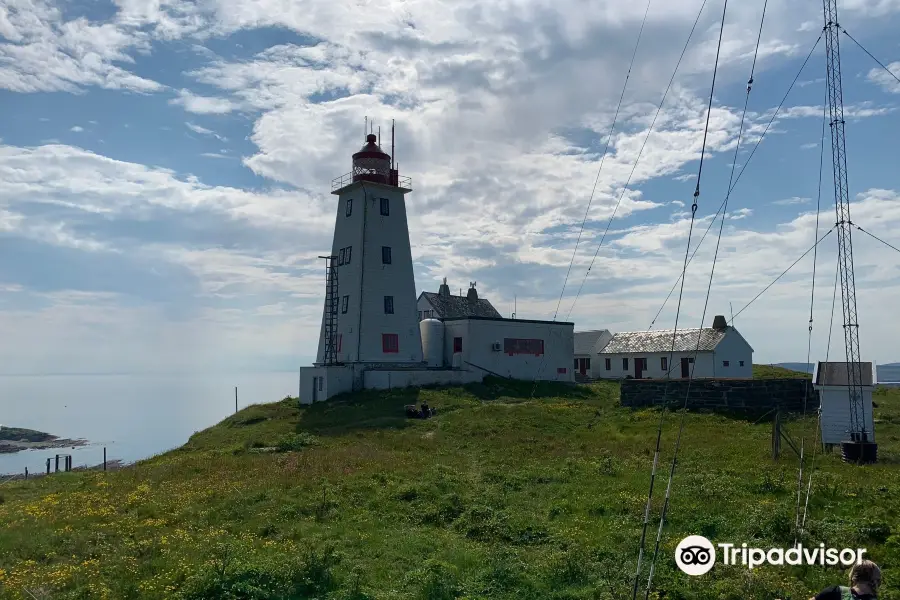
left=1, top=377, right=899, bottom=599
left=753, top=364, right=813, bottom=379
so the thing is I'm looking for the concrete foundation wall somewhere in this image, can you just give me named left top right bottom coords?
left=620, top=378, right=817, bottom=412
left=364, top=369, right=483, bottom=390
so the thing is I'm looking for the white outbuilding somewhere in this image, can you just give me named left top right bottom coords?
left=441, top=316, right=574, bottom=382
left=573, top=329, right=613, bottom=380
left=596, top=315, right=753, bottom=379
left=813, top=361, right=876, bottom=446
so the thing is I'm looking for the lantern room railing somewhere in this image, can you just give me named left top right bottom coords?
left=331, top=171, right=412, bottom=191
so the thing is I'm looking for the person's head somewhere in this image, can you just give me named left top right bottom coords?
left=850, top=560, right=882, bottom=592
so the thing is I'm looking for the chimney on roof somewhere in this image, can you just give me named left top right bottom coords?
left=712, top=315, right=728, bottom=330
left=467, top=282, right=478, bottom=301
left=438, top=277, right=451, bottom=297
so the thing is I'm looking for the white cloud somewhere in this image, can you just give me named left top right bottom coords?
left=867, top=62, right=900, bottom=94
left=70, top=125, right=84, bottom=132
left=186, top=121, right=227, bottom=141
left=0, top=0, right=163, bottom=94
left=170, top=89, right=238, bottom=114
left=773, top=196, right=811, bottom=205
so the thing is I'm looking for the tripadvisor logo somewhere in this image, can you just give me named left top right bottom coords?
left=675, top=536, right=867, bottom=575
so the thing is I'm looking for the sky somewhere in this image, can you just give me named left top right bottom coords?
left=1, top=0, right=900, bottom=375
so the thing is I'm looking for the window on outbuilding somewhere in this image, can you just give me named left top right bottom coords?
left=723, top=360, right=730, bottom=367
left=382, top=246, right=392, bottom=264
left=382, top=333, right=399, bottom=353
left=318, top=377, right=323, bottom=391
left=380, top=197, right=390, bottom=216
left=453, top=337, right=463, bottom=353
left=739, top=360, right=745, bottom=367
left=346, top=198, right=353, bottom=217
left=605, top=358, right=611, bottom=370
left=384, top=296, right=394, bottom=314
left=623, top=357, right=629, bottom=370
left=341, top=295, right=349, bottom=314
left=503, top=338, right=543, bottom=356
left=661, top=357, right=668, bottom=371
left=585, top=358, right=591, bottom=369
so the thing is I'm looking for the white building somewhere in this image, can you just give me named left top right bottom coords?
left=441, top=316, right=574, bottom=382
left=813, top=361, right=876, bottom=446
left=573, top=329, right=613, bottom=380
left=595, top=315, right=753, bottom=379
left=298, top=131, right=574, bottom=403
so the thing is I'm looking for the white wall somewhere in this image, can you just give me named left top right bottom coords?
left=711, top=329, right=754, bottom=378
left=364, top=369, right=482, bottom=390
left=595, top=351, right=716, bottom=379
left=299, top=365, right=354, bottom=404
left=443, top=318, right=574, bottom=382
left=818, top=386, right=876, bottom=444
left=316, top=180, right=423, bottom=364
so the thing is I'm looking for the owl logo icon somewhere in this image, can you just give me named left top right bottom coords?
left=675, top=535, right=716, bottom=576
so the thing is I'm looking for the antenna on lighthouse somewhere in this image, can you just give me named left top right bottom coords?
left=391, top=119, right=395, bottom=170
left=364, top=116, right=367, bottom=140
left=378, top=126, right=381, bottom=146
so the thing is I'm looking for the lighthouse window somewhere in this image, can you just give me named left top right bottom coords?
left=382, top=333, right=399, bottom=353
left=346, top=198, right=353, bottom=217
left=338, top=248, right=346, bottom=265
left=345, top=246, right=351, bottom=264
left=382, top=246, right=392, bottom=264
left=384, top=296, right=394, bottom=314
left=380, top=197, right=390, bottom=216
left=341, top=295, right=349, bottom=314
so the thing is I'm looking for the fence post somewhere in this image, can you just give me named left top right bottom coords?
left=55, top=454, right=59, bottom=473
left=103, top=447, right=107, bottom=471
left=24, top=467, right=28, bottom=480
left=235, top=387, right=238, bottom=414
left=46, top=458, right=51, bottom=474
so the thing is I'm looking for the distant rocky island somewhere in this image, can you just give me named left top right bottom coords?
left=0, top=426, right=88, bottom=454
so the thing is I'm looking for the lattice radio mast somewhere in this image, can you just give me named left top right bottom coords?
left=822, top=0, right=876, bottom=462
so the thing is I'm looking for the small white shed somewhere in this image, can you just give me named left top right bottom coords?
left=813, top=361, right=876, bottom=445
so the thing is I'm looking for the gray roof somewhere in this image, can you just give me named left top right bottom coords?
left=599, top=327, right=728, bottom=354
left=814, top=361, right=874, bottom=386
left=574, top=330, right=611, bottom=355
left=420, top=291, right=503, bottom=319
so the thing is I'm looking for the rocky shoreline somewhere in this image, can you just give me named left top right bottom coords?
left=0, top=426, right=88, bottom=454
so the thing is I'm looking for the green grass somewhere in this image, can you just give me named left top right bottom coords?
left=1, top=376, right=899, bottom=599
left=752, top=364, right=813, bottom=379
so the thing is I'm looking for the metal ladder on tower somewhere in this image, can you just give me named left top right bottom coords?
left=320, top=255, right=339, bottom=366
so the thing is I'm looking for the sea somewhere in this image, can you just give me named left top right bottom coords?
left=0, top=372, right=299, bottom=476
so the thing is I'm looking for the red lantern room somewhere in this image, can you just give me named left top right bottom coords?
left=331, top=121, right=410, bottom=192
left=352, top=134, right=392, bottom=184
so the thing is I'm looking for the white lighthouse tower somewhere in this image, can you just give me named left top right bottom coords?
left=316, top=130, right=423, bottom=365
left=300, top=125, right=433, bottom=403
